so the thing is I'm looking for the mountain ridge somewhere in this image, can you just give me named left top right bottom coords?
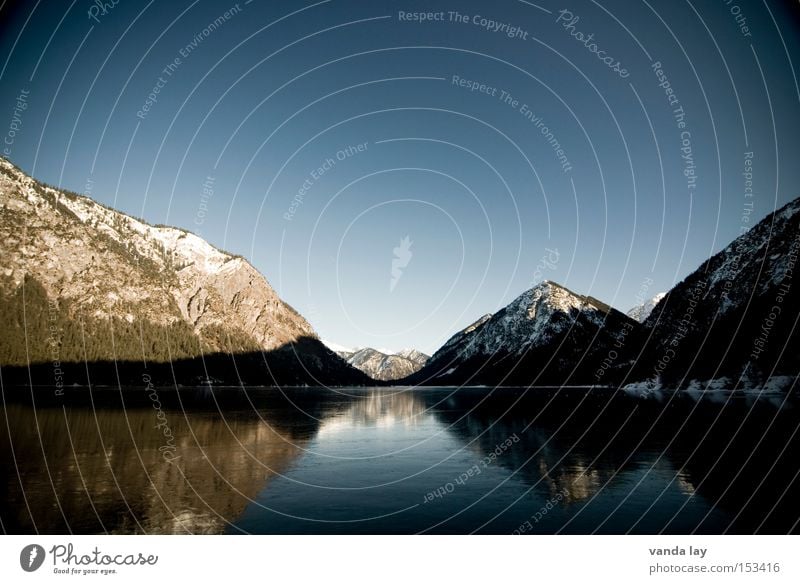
left=3, top=156, right=798, bottom=389
left=404, top=191, right=800, bottom=389
left=406, top=280, right=638, bottom=386
left=627, top=195, right=800, bottom=386
left=627, top=292, right=666, bottom=323
left=0, top=156, right=368, bottom=386
left=336, top=347, right=429, bottom=381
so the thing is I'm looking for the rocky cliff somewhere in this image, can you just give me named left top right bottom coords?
left=0, top=157, right=368, bottom=386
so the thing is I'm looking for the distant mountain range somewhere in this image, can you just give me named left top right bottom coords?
left=330, top=346, right=428, bottom=381
left=1, top=156, right=797, bottom=389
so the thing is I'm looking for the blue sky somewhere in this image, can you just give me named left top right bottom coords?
left=1, top=0, right=799, bottom=354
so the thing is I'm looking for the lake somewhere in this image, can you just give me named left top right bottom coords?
left=1, top=386, right=798, bottom=534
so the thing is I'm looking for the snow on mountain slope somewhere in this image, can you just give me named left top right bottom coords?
left=321, top=339, right=356, bottom=354
left=394, top=348, right=428, bottom=363
left=0, top=157, right=315, bottom=358
left=635, top=196, right=800, bottom=383
left=432, top=281, right=616, bottom=361
left=411, top=280, right=637, bottom=385
left=627, top=292, right=666, bottom=323
left=336, top=346, right=429, bottom=381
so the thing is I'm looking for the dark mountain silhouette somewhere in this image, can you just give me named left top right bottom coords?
left=405, top=280, right=638, bottom=386
left=404, top=197, right=799, bottom=389
left=623, top=196, right=800, bottom=387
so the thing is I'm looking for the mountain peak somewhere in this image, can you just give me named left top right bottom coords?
left=408, top=279, right=636, bottom=385
left=514, top=279, right=615, bottom=318
left=335, top=346, right=429, bottom=381
left=627, top=292, right=666, bottom=323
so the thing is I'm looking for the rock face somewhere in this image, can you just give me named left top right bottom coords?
left=406, top=281, right=638, bottom=386
left=337, top=347, right=429, bottom=381
left=627, top=293, right=666, bottom=323
left=0, top=157, right=368, bottom=386
left=628, top=196, right=800, bottom=386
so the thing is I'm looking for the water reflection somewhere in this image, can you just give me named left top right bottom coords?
left=1, top=386, right=798, bottom=534
left=0, top=404, right=308, bottom=533
left=317, top=389, right=431, bottom=436
left=421, top=387, right=800, bottom=533
left=0, top=387, right=359, bottom=533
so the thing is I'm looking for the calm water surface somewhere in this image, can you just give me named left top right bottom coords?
left=1, top=386, right=798, bottom=534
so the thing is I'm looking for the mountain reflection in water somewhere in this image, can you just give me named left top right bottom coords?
left=1, top=386, right=798, bottom=534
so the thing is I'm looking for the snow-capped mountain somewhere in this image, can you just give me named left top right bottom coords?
left=407, top=280, right=637, bottom=385
left=336, top=347, right=429, bottom=381
left=626, top=292, right=666, bottom=323
left=394, top=348, right=429, bottom=363
left=0, top=157, right=368, bottom=386
left=321, top=339, right=357, bottom=354
left=630, top=196, right=800, bottom=385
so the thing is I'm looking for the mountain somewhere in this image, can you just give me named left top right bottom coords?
left=626, top=292, right=666, bottom=323
left=0, top=157, right=369, bottom=386
left=627, top=196, right=800, bottom=386
left=406, top=197, right=800, bottom=389
left=405, top=281, right=638, bottom=386
left=336, top=347, right=429, bottom=381
left=320, top=339, right=355, bottom=354
left=5, top=154, right=796, bottom=390
left=394, top=348, right=429, bottom=364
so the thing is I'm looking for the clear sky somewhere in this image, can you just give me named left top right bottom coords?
left=1, top=0, right=799, bottom=354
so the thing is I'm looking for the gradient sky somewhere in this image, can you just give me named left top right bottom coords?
left=1, top=0, right=799, bottom=354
